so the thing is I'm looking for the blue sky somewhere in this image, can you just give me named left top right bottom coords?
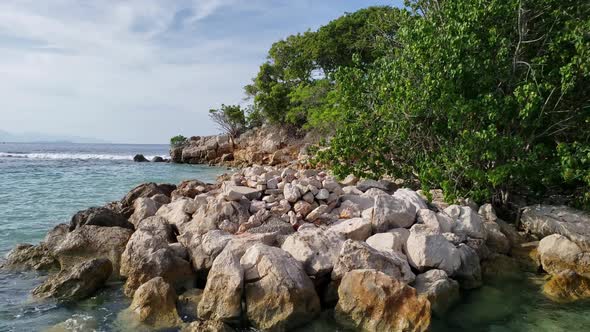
left=0, top=0, right=403, bottom=143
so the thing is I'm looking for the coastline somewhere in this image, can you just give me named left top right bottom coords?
left=3, top=148, right=590, bottom=331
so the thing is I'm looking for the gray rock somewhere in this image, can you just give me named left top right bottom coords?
left=445, top=205, right=486, bottom=239
left=454, top=244, right=482, bottom=289
left=414, top=269, right=460, bottom=316
left=330, top=218, right=372, bottom=241
left=281, top=227, right=345, bottom=277
left=69, top=206, right=133, bottom=231
left=405, top=226, right=461, bottom=276
left=366, top=228, right=409, bottom=254
left=521, top=205, right=590, bottom=251
left=222, top=182, right=261, bottom=201
left=371, top=195, right=417, bottom=232
left=283, top=183, right=302, bottom=203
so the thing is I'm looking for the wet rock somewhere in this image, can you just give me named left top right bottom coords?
left=54, top=225, right=133, bottom=279
left=405, top=227, right=461, bottom=276
left=2, top=243, right=59, bottom=271
left=32, top=258, right=112, bottom=302
left=330, top=217, right=372, bottom=241
left=483, top=221, right=510, bottom=254
left=454, top=244, right=482, bottom=289
left=414, top=269, right=460, bottom=316
left=366, top=228, right=409, bottom=254
left=335, top=269, right=430, bottom=332
left=134, top=154, right=149, bottom=162
left=69, top=206, right=133, bottom=231
left=543, top=269, right=590, bottom=303
left=521, top=205, right=590, bottom=250
left=510, top=241, right=542, bottom=273
left=125, top=277, right=181, bottom=328
left=332, top=240, right=415, bottom=284
left=281, top=227, right=345, bottom=277
left=240, top=244, right=321, bottom=331
left=151, top=156, right=165, bottom=162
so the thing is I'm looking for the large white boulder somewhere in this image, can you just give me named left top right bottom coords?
left=330, top=218, right=372, bottom=241
left=405, top=226, right=461, bottom=276
left=371, top=195, right=417, bottom=232
left=281, top=227, right=345, bottom=277
left=366, top=228, right=409, bottom=254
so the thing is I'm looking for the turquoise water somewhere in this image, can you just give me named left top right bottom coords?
left=1, top=143, right=589, bottom=331
left=0, top=143, right=224, bottom=331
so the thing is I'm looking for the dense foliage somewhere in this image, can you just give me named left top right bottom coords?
left=317, top=0, right=590, bottom=207
left=244, top=6, right=401, bottom=130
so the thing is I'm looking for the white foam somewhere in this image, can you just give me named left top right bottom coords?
left=0, top=152, right=167, bottom=161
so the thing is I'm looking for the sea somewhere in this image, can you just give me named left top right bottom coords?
left=1, top=142, right=589, bottom=332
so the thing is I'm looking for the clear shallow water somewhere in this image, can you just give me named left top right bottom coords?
left=0, top=143, right=224, bottom=331
left=1, top=143, right=589, bottom=332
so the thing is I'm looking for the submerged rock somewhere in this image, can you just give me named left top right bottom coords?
left=335, top=269, right=430, bottom=332
left=32, top=258, right=112, bottom=302
left=241, top=243, right=321, bottom=331
left=543, top=269, right=590, bottom=303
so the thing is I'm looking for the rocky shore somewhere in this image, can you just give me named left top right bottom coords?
left=2, top=162, right=590, bottom=331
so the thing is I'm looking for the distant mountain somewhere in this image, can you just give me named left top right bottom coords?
left=0, top=129, right=109, bottom=144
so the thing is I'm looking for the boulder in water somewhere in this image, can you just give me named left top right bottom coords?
left=32, top=258, right=112, bottom=302
left=133, top=154, right=149, bottom=162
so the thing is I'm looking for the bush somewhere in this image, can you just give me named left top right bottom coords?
left=170, top=135, right=187, bottom=147
left=318, top=0, right=590, bottom=206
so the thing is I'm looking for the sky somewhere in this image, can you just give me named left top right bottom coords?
left=0, top=0, right=403, bottom=144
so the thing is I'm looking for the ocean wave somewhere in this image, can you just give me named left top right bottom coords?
left=0, top=152, right=167, bottom=161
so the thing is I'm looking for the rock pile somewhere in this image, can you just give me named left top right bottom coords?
left=5, top=164, right=590, bottom=331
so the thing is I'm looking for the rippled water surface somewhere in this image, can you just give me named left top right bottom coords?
left=1, top=143, right=589, bottom=332
left=0, top=143, right=224, bottom=331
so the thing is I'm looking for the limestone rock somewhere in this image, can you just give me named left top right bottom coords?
left=445, top=205, right=486, bottom=239
left=330, top=217, right=372, bottom=241
left=53, top=225, right=133, bottom=279
left=483, top=221, right=510, bottom=254
left=393, top=188, right=428, bottom=212
left=240, top=244, right=321, bottom=331
left=405, top=228, right=461, bottom=276
left=416, top=209, right=454, bottom=234
left=121, top=182, right=176, bottom=210
left=129, top=197, right=160, bottom=227
left=283, top=183, right=301, bottom=203
left=335, top=269, right=430, bottom=332
left=181, top=320, right=234, bottom=332
left=332, top=240, right=415, bottom=284
left=198, top=248, right=244, bottom=323
left=281, top=227, right=345, bottom=277
left=2, top=243, right=59, bottom=271
left=126, top=277, right=181, bottom=328
left=179, top=230, right=233, bottom=272
left=521, top=205, right=590, bottom=250
left=32, top=258, right=112, bottom=302
left=414, top=269, right=460, bottom=316
left=69, top=206, right=133, bottom=231
left=120, top=217, right=193, bottom=296
left=222, top=182, right=261, bottom=201
left=366, top=228, right=409, bottom=254
left=177, top=288, right=203, bottom=321
left=371, top=195, right=417, bottom=232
